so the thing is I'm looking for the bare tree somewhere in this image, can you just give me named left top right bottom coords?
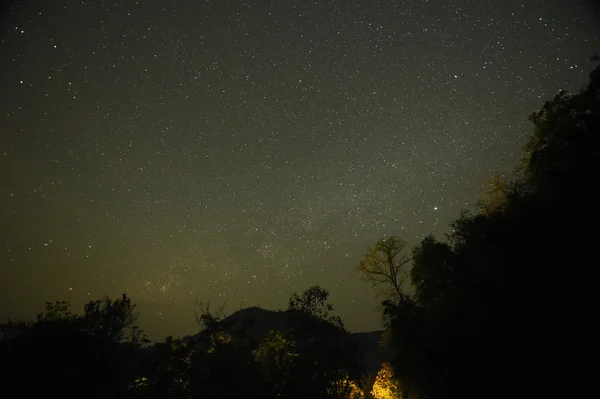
left=357, top=236, right=411, bottom=302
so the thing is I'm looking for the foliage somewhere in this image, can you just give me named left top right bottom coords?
left=116, top=286, right=365, bottom=399
left=363, top=60, right=600, bottom=398
left=288, top=284, right=345, bottom=329
left=328, top=372, right=366, bottom=399
left=128, top=336, right=195, bottom=399
left=410, top=235, right=454, bottom=307
left=83, top=293, right=148, bottom=346
left=477, top=173, right=514, bottom=215
left=194, top=299, right=226, bottom=332
left=370, top=363, right=401, bottom=399
left=37, top=300, right=75, bottom=322
left=0, top=294, right=148, bottom=398
left=357, top=236, right=411, bottom=302
left=254, top=330, right=299, bottom=396
left=282, top=286, right=364, bottom=398
left=6, top=61, right=599, bottom=399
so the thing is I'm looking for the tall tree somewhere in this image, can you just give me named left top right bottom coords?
left=357, top=236, right=411, bottom=302
left=288, top=285, right=344, bottom=329
left=410, top=235, right=455, bottom=307
left=374, top=59, right=600, bottom=399
left=286, top=286, right=361, bottom=399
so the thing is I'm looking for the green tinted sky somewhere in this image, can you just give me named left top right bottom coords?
left=1, top=0, right=599, bottom=340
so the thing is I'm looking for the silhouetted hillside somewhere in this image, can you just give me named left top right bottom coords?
left=183, top=306, right=387, bottom=375
left=221, top=306, right=288, bottom=338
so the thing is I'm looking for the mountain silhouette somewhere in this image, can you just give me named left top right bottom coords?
left=183, top=306, right=387, bottom=375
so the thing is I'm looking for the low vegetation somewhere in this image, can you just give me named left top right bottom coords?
left=2, top=60, right=599, bottom=399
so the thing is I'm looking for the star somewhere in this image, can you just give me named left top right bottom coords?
left=0, top=0, right=598, bottom=340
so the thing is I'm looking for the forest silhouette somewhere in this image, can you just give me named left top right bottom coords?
left=1, top=60, right=599, bottom=399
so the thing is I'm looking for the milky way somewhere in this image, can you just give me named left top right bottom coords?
left=1, top=0, right=599, bottom=339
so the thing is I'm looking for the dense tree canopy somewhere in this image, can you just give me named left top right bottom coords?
left=366, top=59, right=600, bottom=399
left=1, top=294, right=147, bottom=398
left=2, top=60, right=599, bottom=399
left=288, top=284, right=345, bottom=330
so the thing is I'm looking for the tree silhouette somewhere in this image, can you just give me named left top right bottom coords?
left=288, top=284, right=344, bottom=329
left=285, top=286, right=363, bottom=398
left=357, top=236, right=411, bottom=302
left=1, top=294, right=147, bottom=398
left=254, top=330, right=299, bottom=397
left=83, top=293, right=148, bottom=346
left=410, top=235, right=455, bottom=307
left=369, top=59, right=600, bottom=399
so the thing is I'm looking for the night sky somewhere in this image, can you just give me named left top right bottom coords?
left=1, top=0, right=599, bottom=340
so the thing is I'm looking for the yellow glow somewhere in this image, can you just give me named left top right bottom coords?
left=371, top=362, right=401, bottom=399
left=207, top=331, right=234, bottom=353
left=328, top=373, right=365, bottom=399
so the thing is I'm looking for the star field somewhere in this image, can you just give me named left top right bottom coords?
left=1, top=0, right=599, bottom=339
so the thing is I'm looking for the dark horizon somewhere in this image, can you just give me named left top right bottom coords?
left=2, top=0, right=599, bottom=341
